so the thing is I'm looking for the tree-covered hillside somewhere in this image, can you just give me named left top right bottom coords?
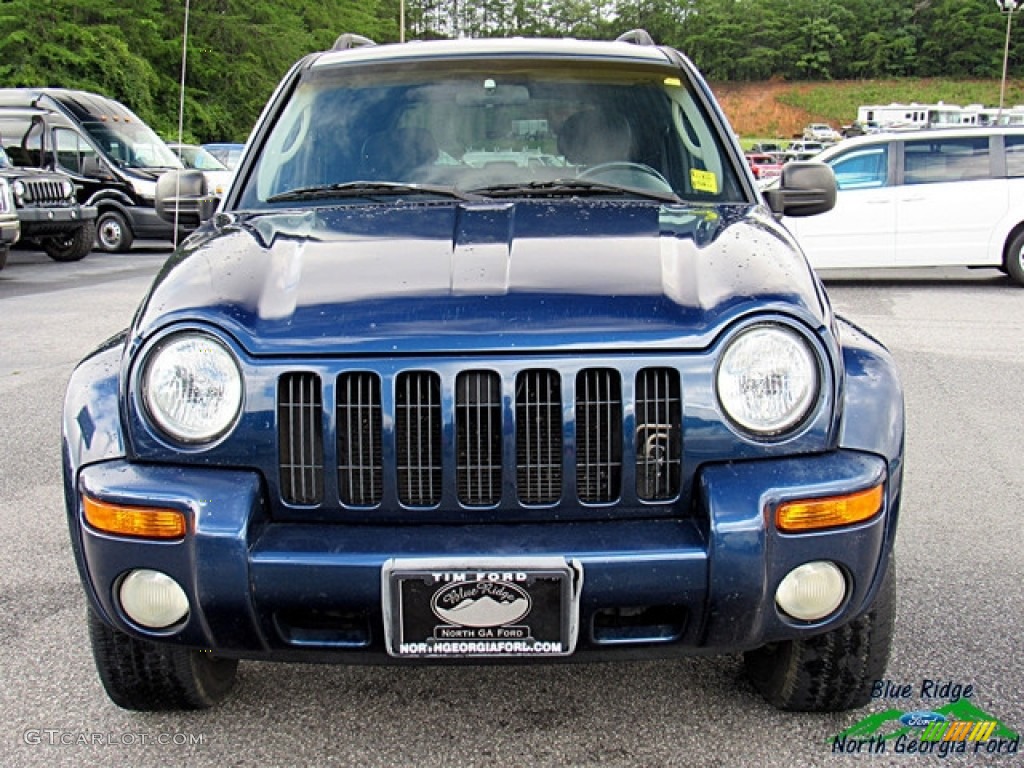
left=0, top=0, right=1021, bottom=142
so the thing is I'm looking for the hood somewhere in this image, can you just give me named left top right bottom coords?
left=133, top=200, right=827, bottom=356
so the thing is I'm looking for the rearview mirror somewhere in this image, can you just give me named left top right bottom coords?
left=155, top=170, right=217, bottom=230
left=764, top=162, right=836, bottom=217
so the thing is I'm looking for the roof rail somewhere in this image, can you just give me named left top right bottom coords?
left=615, top=29, right=656, bottom=46
left=332, top=33, right=377, bottom=51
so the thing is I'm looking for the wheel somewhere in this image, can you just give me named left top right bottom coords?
left=578, top=161, right=673, bottom=193
left=743, top=558, right=895, bottom=712
left=87, top=608, right=238, bottom=710
left=1004, top=230, right=1024, bottom=286
left=95, top=210, right=134, bottom=253
left=0, top=245, right=8, bottom=271
left=42, top=221, right=96, bottom=262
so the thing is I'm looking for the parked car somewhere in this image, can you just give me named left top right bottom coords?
left=783, top=126, right=1024, bottom=284
left=841, top=120, right=879, bottom=138
left=0, top=176, right=19, bottom=270
left=744, top=151, right=783, bottom=182
left=803, top=123, right=841, bottom=143
left=749, top=140, right=784, bottom=156
left=0, top=88, right=187, bottom=252
left=0, top=145, right=96, bottom=264
left=782, top=140, right=825, bottom=163
left=201, top=142, right=245, bottom=171
left=64, top=31, right=904, bottom=713
left=166, top=143, right=233, bottom=196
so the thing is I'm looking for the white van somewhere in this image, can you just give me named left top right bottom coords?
left=783, top=126, right=1024, bottom=285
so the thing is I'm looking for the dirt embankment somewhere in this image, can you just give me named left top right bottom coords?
left=711, top=79, right=822, bottom=140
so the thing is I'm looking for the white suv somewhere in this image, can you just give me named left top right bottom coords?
left=784, top=127, right=1024, bottom=285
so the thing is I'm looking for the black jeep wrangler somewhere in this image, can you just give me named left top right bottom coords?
left=0, top=145, right=96, bottom=268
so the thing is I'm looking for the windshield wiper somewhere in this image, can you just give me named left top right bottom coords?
left=469, top=179, right=682, bottom=204
left=267, top=181, right=484, bottom=203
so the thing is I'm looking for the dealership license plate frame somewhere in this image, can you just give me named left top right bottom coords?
left=382, top=557, right=583, bottom=658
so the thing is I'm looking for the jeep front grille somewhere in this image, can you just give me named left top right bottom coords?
left=276, top=365, right=682, bottom=511
left=23, top=179, right=69, bottom=205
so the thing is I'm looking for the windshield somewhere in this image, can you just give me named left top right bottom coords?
left=238, top=59, right=743, bottom=208
left=81, top=120, right=183, bottom=169
left=174, top=145, right=228, bottom=171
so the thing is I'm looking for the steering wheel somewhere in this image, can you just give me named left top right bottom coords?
left=578, top=162, right=673, bottom=192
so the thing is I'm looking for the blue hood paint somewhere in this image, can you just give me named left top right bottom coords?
left=134, top=200, right=826, bottom=356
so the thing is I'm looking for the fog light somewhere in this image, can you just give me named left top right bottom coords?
left=119, top=570, right=189, bottom=629
left=776, top=561, right=846, bottom=621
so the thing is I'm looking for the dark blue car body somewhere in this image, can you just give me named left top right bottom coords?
left=62, top=34, right=903, bottom=711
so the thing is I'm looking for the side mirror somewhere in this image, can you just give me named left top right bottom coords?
left=764, top=162, right=836, bottom=217
left=81, top=155, right=113, bottom=180
left=155, top=170, right=217, bottom=229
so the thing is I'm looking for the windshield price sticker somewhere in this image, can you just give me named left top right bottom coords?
left=382, top=558, right=581, bottom=658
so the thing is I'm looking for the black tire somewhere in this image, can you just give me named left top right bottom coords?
left=95, top=210, right=134, bottom=253
left=0, top=246, right=8, bottom=271
left=87, top=609, right=238, bottom=710
left=743, top=559, right=895, bottom=712
left=1005, top=230, right=1024, bottom=286
left=42, top=221, right=96, bottom=262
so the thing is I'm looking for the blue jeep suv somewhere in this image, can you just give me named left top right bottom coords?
left=62, top=31, right=904, bottom=711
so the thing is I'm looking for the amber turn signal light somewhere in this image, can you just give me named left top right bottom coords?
left=775, top=484, right=884, bottom=533
left=82, top=495, right=187, bottom=539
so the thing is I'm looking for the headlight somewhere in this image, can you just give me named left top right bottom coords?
left=129, top=176, right=157, bottom=201
left=61, top=179, right=75, bottom=199
left=12, top=179, right=26, bottom=201
left=142, top=333, right=242, bottom=443
left=716, top=324, right=819, bottom=435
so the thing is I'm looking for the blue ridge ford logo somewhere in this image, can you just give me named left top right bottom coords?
left=431, top=579, right=532, bottom=628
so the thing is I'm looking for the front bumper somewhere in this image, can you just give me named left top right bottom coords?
left=17, top=204, right=96, bottom=236
left=73, top=450, right=893, bottom=662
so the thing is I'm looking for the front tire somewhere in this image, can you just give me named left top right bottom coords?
left=1005, top=230, right=1024, bottom=286
left=0, top=246, right=8, bottom=271
left=42, top=221, right=96, bottom=262
left=96, top=210, right=134, bottom=253
left=743, top=559, right=895, bottom=712
left=87, top=609, right=238, bottom=710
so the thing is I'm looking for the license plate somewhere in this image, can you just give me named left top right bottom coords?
left=382, top=557, right=582, bottom=658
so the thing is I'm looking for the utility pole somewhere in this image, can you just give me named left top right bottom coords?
left=996, top=0, right=1021, bottom=123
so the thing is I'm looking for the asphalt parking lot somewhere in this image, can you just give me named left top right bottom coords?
left=0, top=248, right=1021, bottom=767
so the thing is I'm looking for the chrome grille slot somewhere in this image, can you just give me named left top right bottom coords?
left=337, top=372, right=383, bottom=506
left=515, top=369, right=562, bottom=504
left=456, top=371, right=502, bottom=506
left=396, top=371, right=442, bottom=507
left=635, top=368, right=682, bottom=501
left=576, top=369, right=622, bottom=503
left=278, top=372, right=324, bottom=505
